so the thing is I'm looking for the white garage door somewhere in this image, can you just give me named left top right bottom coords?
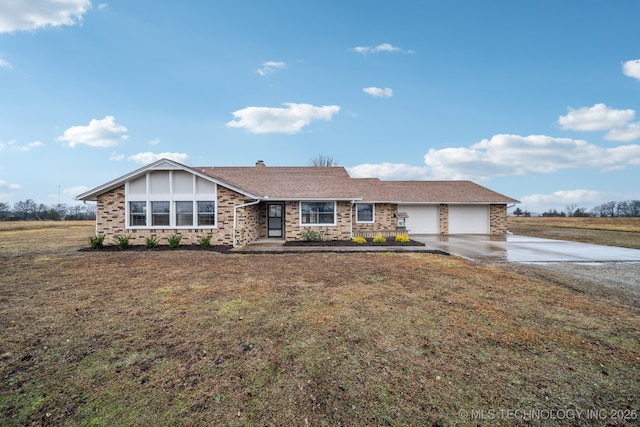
left=449, top=205, right=489, bottom=234
left=401, top=205, right=439, bottom=234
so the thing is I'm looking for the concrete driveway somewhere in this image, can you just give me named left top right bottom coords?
left=412, top=234, right=640, bottom=264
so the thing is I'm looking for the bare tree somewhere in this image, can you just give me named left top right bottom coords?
left=309, top=154, right=337, bottom=167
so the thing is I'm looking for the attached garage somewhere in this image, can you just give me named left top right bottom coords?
left=401, top=204, right=439, bottom=234
left=448, top=205, right=489, bottom=234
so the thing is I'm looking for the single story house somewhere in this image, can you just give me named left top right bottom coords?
left=76, top=158, right=519, bottom=247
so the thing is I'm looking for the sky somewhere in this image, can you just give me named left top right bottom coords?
left=1, top=0, right=639, bottom=214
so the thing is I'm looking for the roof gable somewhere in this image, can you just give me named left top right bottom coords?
left=76, top=159, right=257, bottom=201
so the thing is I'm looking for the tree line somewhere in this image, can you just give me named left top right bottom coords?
left=0, top=199, right=96, bottom=221
left=513, top=200, right=640, bottom=217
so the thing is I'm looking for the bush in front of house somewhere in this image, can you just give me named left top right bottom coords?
left=395, top=235, right=410, bottom=243
left=88, top=234, right=105, bottom=249
left=301, top=228, right=323, bottom=242
left=351, top=237, right=367, bottom=244
left=116, top=235, right=131, bottom=250
left=199, top=235, right=212, bottom=248
left=167, top=234, right=183, bottom=248
left=372, top=235, right=387, bottom=243
left=145, top=236, right=159, bottom=249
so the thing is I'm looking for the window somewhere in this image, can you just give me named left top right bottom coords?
left=356, top=203, right=374, bottom=223
left=130, top=201, right=146, bottom=226
left=197, top=201, right=215, bottom=226
left=176, top=201, right=193, bottom=226
left=151, top=201, right=170, bottom=226
left=301, top=202, right=335, bottom=225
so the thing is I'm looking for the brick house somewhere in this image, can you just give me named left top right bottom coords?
left=76, top=158, right=519, bottom=247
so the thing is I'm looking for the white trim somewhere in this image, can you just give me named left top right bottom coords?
left=299, top=201, right=337, bottom=227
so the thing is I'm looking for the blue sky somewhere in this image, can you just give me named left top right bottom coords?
left=1, top=1, right=639, bottom=214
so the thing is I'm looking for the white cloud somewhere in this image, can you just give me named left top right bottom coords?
left=64, top=185, right=89, bottom=198
left=0, top=0, right=92, bottom=33
left=226, top=102, right=340, bottom=134
left=109, top=151, right=125, bottom=161
left=0, top=180, right=23, bottom=191
left=363, top=87, right=393, bottom=98
left=351, top=43, right=413, bottom=54
left=0, top=59, right=12, bottom=69
left=558, top=103, right=640, bottom=142
left=148, top=137, right=160, bottom=146
left=128, top=152, right=190, bottom=164
left=558, top=103, right=635, bottom=131
left=15, top=141, right=44, bottom=152
left=348, top=163, right=430, bottom=180
left=348, top=134, right=640, bottom=181
left=257, top=61, right=286, bottom=76
left=623, top=59, right=640, bottom=81
left=57, top=116, right=128, bottom=148
left=605, top=122, right=640, bottom=142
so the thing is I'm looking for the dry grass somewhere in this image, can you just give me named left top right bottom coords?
left=509, top=217, right=640, bottom=248
left=1, top=222, right=639, bottom=426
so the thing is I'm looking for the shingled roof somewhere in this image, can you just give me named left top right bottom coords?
left=77, top=158, right=519, bottom=204
left=197, top=166, right=361, bottom=200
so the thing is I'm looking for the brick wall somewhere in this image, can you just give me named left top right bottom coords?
left=94, top=185, right=255, bottom=246
left=490, top=204, right=508, bottom=234
left=439, top=204, right=449, bottom=234
left=284, top=201, right=352, bottom=241
left=352, top=203, right=398, bottom=234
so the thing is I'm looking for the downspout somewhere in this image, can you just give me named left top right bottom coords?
left=350, top=200, right=356, bottom=238
left=233, top=199, right=261, bottom=247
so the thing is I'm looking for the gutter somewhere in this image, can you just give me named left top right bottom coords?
left=233, top=199, right=261, bottom=247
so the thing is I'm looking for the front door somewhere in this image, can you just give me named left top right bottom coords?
left=267, top=203, right=284, bottom=238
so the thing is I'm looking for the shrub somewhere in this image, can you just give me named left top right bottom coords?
left=351, top=237, right=367, bottom=244
left=395, top=235, right=410, bottom=243
left=301, top=228, right=322, bottom=242
left=145, top=236, right=159, bottom=249
left=88, top=234, right=105, bottom=249
left=167, top=234, right=183, bottom=248
left=116, top=235, right=131, bottom=250
left=199, top=235, right=212, bottom=248
left=372, top=235, right=387, bottom=243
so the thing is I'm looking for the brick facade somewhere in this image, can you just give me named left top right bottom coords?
left=95, top=185, right=251, bottom=246
left=439, top=204, right=449, bottom=234
left=94, top=185, right=510, bottom=247
left=489, top=204, right=508, bottom=234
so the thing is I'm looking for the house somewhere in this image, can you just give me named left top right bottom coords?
left=76, top=158, right=519, bottom=247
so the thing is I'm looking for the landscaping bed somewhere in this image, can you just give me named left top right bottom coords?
left=79, top=244, right=233, bottom=252
left=284, top=238, right=425, bottom=247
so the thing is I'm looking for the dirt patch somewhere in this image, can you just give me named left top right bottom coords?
left=1, top=223, right=639, bottom=426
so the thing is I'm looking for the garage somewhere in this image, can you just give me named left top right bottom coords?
left=448, top=205, right=489, bottom=234
left=400, top=204, right=439, bottom=234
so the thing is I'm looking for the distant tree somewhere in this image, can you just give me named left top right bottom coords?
left=0, top=202, right=11, bottom=220
left=572, top=207, right=590, bottom=217
left=52, top=203, right=69, bottom=219
left=512, top=207, right=524, bottom=216
left=591, top=201, right=617, bottom=217
left=617, top=200, right=640, bottom=217
left=523, top=210, right=532, bottom=217
left=82, top=203, right=97, bottom=220
left=542, top=209, right=565, bottom=217
left=67, top=204, right=85, bottom=220
left=13, top=199, right=38, bottom=220
left=309, top=154, right=337, bottom=167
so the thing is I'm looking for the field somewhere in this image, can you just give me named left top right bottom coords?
left=508, top=216, right=640, bottom=249
left=1, top=222, right=639, bottom=426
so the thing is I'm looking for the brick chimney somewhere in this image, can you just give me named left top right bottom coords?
left=256, top=160, right=265, bottom=167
